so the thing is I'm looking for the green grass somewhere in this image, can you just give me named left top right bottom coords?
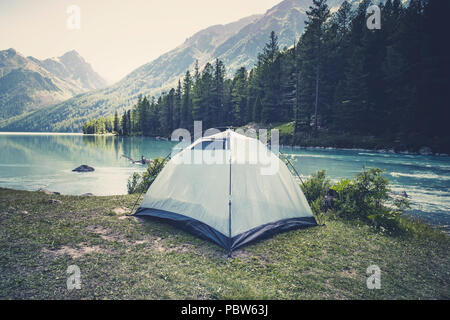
left=0, top=188, right=448, bottom=300
left=273, top=122, right=295, bottom=137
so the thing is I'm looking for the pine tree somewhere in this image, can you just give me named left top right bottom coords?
left=113, top=111, right=120, bottom=134
left=231, top=67, right=248, bottom=126
left=160, top=89, right=175, bottom=136
left=174, top=79, right=182, bottom=129
left=181, top=71, right=193, bottom=130
left=127, top=110, right=132, bottom=135
left=259, top=31, right=280, bottom=124
left=213, top=59, right=226, bottom=127
left=305, top=0, right=330, bottom=130
left=121, top=111, right=128, bottom=136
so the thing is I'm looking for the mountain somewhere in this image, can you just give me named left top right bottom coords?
left=0, top=0, right=359, bottom=132
left=28, top=50, right=107, bottom=91
left=0, top=49, right=106, bottom=120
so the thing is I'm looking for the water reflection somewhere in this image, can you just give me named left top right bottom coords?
left=0, top=133, right=175, bottom=195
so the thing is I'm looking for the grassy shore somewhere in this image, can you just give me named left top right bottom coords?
left=0, top=188, right=448, bottom=299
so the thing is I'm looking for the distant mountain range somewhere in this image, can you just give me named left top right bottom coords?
left=0, top=0, right=386, bottom=132
left=0, top=49, right=106, bottom=120
left=28, top=50, right=106, bottom=91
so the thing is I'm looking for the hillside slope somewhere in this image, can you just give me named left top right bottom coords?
left=1, top=0, right=348, bottom=132
left=28, top=50, right=107, bottom=91
left=0, top=49, right=106, bottom=120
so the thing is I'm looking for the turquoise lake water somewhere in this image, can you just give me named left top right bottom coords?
left=0, top=133, right=448, bottom=232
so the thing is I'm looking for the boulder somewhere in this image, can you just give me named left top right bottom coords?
left=80, top=193, right=94, bottom=197
left=72, top=165, right=95, bottom=172
left=38, top=188, right=60, bottom=195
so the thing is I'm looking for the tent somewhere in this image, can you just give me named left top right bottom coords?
left=135, top=130, right=316, bottom=252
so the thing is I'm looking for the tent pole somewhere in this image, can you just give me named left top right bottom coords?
left=279, top=150, right=305, bottom=187
left=227, top=131, right=232, bottom=258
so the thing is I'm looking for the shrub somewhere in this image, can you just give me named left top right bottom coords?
left=300, top=170, right=330, bottom=224
left=127, top=172, right=142, bottom=194
left=301, top=167, right=412, bottom=233
left=329, top=167, right=410, bottom=232
left=301, top=170, right=330, bottom=206
left=127, top=157, right=168, bottom=194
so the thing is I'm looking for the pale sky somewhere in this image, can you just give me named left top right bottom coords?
left=0, top=0, right=281, bottom=84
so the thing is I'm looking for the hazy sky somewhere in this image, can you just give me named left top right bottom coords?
left=0, top=0, right=281, bottom=83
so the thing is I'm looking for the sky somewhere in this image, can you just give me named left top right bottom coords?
left=0, top=0, right=281, bottom=84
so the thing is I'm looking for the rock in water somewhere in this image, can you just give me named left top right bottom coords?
left=419, top=146, right=433, bottom=156
left=72, top=165, right=95, bottom=172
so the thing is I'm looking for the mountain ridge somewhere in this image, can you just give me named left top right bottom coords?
left=0, top=48, right=106, bottom=120
left=0, top=0, right=363, bottom=132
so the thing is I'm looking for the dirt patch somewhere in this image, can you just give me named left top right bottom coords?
left=118, top=215, right=137, bottom=221
left=42, top=244, right=105, bottom=259
left=150, top=237, right=191, bottom=253
left=233, top=250, right=251, bottom=259
left=135, top=240, right=149, bottom=245
left=87, top=226, right=128, bottom=243
left=86, top=226, right=158, bottom=247
left=113, top=207, right=129, bottom=215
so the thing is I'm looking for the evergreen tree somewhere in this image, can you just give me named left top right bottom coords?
left=174, top=80, right=182, bottom=129
left=231, top=67, right=248, bottom=126
left=259, top=31, right=280, bottom=124
left=213, top=59, right=226, bottom=127
left=127, top=110, right=132, bottom=135
left=304, top=0, right=330, bottom=130
left=121, top=111, right=128, bottom=136
left=113, top=111, right=120, bottom=134
left=181, top=71, right=193, bottom=130
left=160, top=89, right=175, bottom=135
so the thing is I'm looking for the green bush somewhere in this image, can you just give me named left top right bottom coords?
left=301, top=168, right=412, bottom=233
left=300, top=170, right=330, bottom=207
left=329, top=168, right=410, bottom=232
left=300, top=170, right=330, bottom=224
left=127, top=157, right=168, bottom=194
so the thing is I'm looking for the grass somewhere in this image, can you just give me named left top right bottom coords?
left=0, top=187, right=449, bottom=300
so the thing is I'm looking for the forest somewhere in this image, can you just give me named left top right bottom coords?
left=82, top=0, right=449, bottom=153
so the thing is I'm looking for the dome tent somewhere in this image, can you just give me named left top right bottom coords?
left=135, top=130, right=317, bottom=252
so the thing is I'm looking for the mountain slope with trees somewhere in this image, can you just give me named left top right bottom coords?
left=86, top=0, right=449, bottom=153
left=0, top=0, right=353, bottom=132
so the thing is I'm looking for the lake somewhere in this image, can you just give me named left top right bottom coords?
left=0, top=133, right=449, bottom=232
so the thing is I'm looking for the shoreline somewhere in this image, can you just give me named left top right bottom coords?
left=1, top=131, right=449, bottom=156
left=1, top=183, right=448, bottom=235
left=278, top=145, right=450, bottom=157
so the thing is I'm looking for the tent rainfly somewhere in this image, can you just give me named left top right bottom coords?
left=135, top=130, right=317, bottom=251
